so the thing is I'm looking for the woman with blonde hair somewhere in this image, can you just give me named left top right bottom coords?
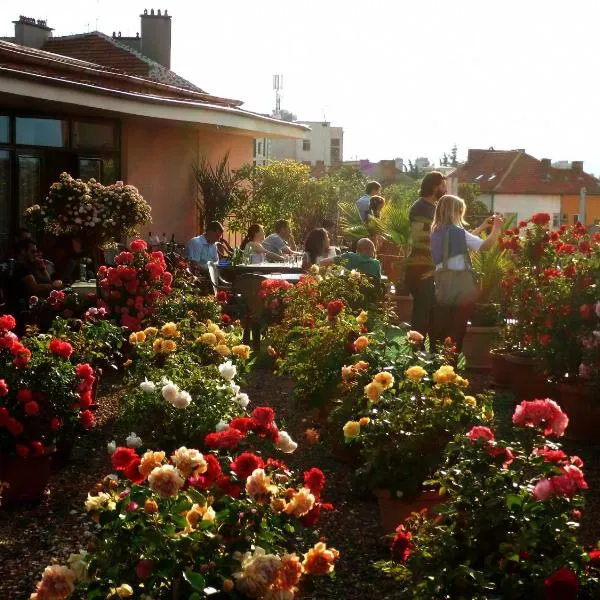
left=430, top=194, right=503, bottom=352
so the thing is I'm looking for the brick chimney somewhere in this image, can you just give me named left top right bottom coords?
left=540, top=158, right=551, bottom=169
left=572, top=160, right=584, bottom=174
left=140, top=8, right=171, bottom=69
left=13, top=15, right=53, bottom=49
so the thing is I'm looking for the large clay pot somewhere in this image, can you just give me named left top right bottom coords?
left=394, top=294, right=413, bottom=324
left=557, top=382, right=600, bottom=443
left=490, top=349, right=511, bottom=387
left=504, top=353, right=550, bottom=400
left=0, top=452, right=52, bottom=506
left=374, top=489, right=442, bottom=534
left=462, top=326, right=500, bottom=371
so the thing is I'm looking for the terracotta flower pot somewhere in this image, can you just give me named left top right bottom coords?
left=558, top=382, right=600, bottom=443
left=394, top=294, right=413, bottom=324
left=504, top=353, right=550, bottom=400
left=0, top=452, right=52, bottom=506
left=490, top=349, right=511, bottom=387
left=462, top=326, right=500, bottom=371
left=374, top=489, right=442, bottom=534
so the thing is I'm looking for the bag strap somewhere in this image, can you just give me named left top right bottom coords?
left=442, top=229, right=450, bottom=269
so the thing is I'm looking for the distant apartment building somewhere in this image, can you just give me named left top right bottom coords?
left=270, top=121, right=343, bottom=169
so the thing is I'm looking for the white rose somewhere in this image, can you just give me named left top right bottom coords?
left=85, top=492, right=111, bottom=511
left=235, top=393, right=250, bottom=409
left=67, top=551, right=90, bottom=582
left=230, top=384, right=241, bottom=396
left=160, top=376, right=173, bottom=386
left=140, top=379, right=156, bottom=394
left=275, top=431, right=298, bottom=454
left=218, top=361, right=237, bottom=381
left=107, top=440, right=116, bottom=455
left=161, top=383, right=180, bottom=403
left=126, top=432, right=143, bottom=449
left=203, top=506, right=216, bottom=522
left=215, top=419, right=228, bottom=432
left=170, top=390, right=191, bottom=409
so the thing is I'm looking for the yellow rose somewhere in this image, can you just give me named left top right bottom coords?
left=144, top=327, right=158, bottom=336
left=465, top=395, right=477, bottom=406
left=199, top=333, right=217, bottom=346
left=354, top=360, right=369, bottom=370
left=116, top=584, right=134, bottom=598
left=161, top=322, right=178, bottom=337
left=135, top=331, right=146, bottom=344
left=348, top=269, right=361, bottom=281
left=483, top=409, right=494, bottom=421
left=215, top=344, right=231, bottom=357
left=433, top=365, right=457, bottom=384
left=354, top=336, right=370, bottom=351
left=359, top=416, right=370, bottom=426
left=343, top=421, right=360, bottom=439
left=207, top=323, right=220, bottom=334
left=215, top=331, right=226, bottom=344
left=356, top=310, right=368, bottom=325
left=341, top=366, right=354, bottom=379
left=442, top=397, right=453, bottom=406
left=373, top=371, right=394, bottom=390
left=152, top=338, right=164, bottom=353
left=128, top=332, right=138, bottom=345
left=405, top=365, right=427, bottom=382
left=232, top=344, right=251, bottom=360
left=364, top=380, right=385, bottom=402
left=455, top=376, right=469, bottom=388
left=309, top=264, right=320, bottom=275
left=161, top=339, right=177, bottom=353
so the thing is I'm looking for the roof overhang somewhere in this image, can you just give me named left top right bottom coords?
left=0, top=68, right=308, bottom=139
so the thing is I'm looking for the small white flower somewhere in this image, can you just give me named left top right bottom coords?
left=170, top=390, right=191, bottom=409
left=230, top=383, right=241, bottom=396
left=235, top=393, right=250, bottom=409
left=160, top=376, right=174, bottom=386
left=215, top=419, right=228, bottom=432
left=161, top=383, right=179, bottom=404
left=106, top=440, right=116, bottom=455
left=126, top=432, right=143, bottom=449
left=140, top=379, right=156, bottom=394
left=275, top=431, right=298, bottom=454
left=218, top=360, right=237, bottom=381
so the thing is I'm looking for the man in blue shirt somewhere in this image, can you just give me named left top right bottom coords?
left=185, top=221, right=224, bottom=271
left=356, top=181, right=381, bottom=222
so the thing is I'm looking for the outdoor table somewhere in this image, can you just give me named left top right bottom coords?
left=69, top=279, right=97, bottom=299
left=218, top=262, right=303, bottom=285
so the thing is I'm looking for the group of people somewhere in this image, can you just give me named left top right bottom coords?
left=185, top=219, right=383, bottom=280
left=405, top=171, right=503, bottom=352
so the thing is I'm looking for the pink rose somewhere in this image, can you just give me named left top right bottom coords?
left=533, top=478, right=553, bottom=501
left=467, top=426, right=495, bottom=443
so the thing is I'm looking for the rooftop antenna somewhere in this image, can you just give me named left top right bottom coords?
left=273, top=74, right=283, bottom=118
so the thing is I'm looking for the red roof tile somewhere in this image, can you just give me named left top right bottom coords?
left=451, top=149, right=600, bottom=195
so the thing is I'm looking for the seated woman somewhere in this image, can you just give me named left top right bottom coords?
left=367, top=195, right=386, bottom=219
left=240, top=224, right=283, bottom=263
left=302, top=228, right=331, bottom=270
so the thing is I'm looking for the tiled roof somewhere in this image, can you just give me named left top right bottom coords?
left=0, top=39, right=242, bottom=107
left=450, top=149, right=600, bottom=195
left=42, top=32, right=202, bottom=92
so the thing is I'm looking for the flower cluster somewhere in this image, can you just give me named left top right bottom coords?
left=24, top=172, right=151, bottom=244
left=98, top=240, right=172, bottom=330
left=512, top=398, right=569, bottom=437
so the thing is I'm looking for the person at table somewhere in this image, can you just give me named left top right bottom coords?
left=185, top=221, right=224, bottom=271
left=7, top=240, right=63, bottom=320
left=367, top=195, right=386, bottom=220
left=302, top=228, right=331, bottom=270
left=240, top=224, right=283, bottom=263
left=356, top=181, right=382, bottom=222
left=262, top=220, right=300, bottom=260
left=320, top=237, right=381, bottom=279
left=321, top=218, right=339, bottom=258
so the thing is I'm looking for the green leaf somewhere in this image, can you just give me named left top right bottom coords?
left=183, top=570, right=206, bottom=591
left=506, top=494, right=523, bottom=510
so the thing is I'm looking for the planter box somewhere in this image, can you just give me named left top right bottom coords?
left=0, top=453, right=52, bottom=506
left=490, top=349, right=511, bottom=387
left=374, top=489, right=442, bottom=534
left=558, top=382, right=600, bottom=443
left=505, top=354, right=550, bottom=401
left=462, top=326, right=500, bottom=371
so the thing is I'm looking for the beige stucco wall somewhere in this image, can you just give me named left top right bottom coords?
left=122, top=118, right=252, bottom=243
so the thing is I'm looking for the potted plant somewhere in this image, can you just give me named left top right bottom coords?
left=30, top=409, right=338, bottom=599
left=375, top=399, right=600, bottom=599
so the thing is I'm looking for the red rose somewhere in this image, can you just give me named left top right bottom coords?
left=0, top=314, right=16, bottom=331
left=50, top=417, right=62, bottom=431
left=0, top=379, right=8, bottom=396
left=300, top=503, right=322, bottom=527
left=0, top=407, right=8, bottom=424
left=136, top=559, right=155, bottom=580
left=221, top=313, right=233, bottom=325
left=544, top=567, right=578, bottom=600
left=216, top=474, right=241, bottom=498
left=327, top=300, right=344, bottom=319
left=579, top=304, right=594, bottom=320
left=76, top=363, right=94, bottom=379
left=229, top=417, right=254, bottom=433
left=539, top=334, right=551, bottom=347
left=31, top=441, right=44, bottom=456
left=204, top=427, right=245, bottom=450
left=518, top=220, right=527, bottom=229
left=111, top=447, right=139, bottom=470
left=467, top=426, right=495, bottom=443
left=129, top=239, right=148, bottom=252
left=390, top=525, right=414, bottom=563
left=79, top=409, right=95, bottom=430
left=231, top=452, right=264, bottom=479
left=24, top=401, right=40, bottom=416
left=304, top=467, right=326, bottom=497
left=265, top=457, right=289, bottom=471
left=190, top=453, right=222, bottom=490
left=530, top=212, right=551, bottom=226
left=251, top=406, right=275, bottom=428
left=79, top=391, right=93, bottom=409
left=16, top=444, right=30, bottom=458
left=589, top=549, right=600, bottom=564
left=48, top=338, right=74, bottom=359
left=6, top=417, right=24, bottom=436
left=124, top=457, right=144, bottom=484
left=216, top=290, right=230, bottom=304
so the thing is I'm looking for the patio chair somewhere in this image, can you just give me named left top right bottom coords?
left=206, top=261, right=233, bottom=296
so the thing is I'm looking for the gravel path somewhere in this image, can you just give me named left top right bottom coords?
left=1, top=370, right=598, bottom=600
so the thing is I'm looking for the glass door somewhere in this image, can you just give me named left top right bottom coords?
left=17, top=154, right=41, bottom=226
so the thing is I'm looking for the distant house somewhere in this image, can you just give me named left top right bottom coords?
left=0, top=12, right=305, bottom=253
left=448, top=149, right=600, bottom=227
left=341, top=159, right=415, bottom=187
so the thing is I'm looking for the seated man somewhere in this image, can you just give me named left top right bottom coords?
left=320, top=237, right=382, bottom=279
left=263, top=219, right=299, bottom=260
left=185, top=221, right=224, bottom=271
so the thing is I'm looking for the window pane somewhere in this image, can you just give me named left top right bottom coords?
left=18, top=155, right=41, bottom=224
left=73, top=121, right=117, bottom=150
left=79, top=158, right=102, bottom=182
left=0, top=150, right=10, bottom=237
left=102, top=158, right=118, bottom=184
left=16, top=118, right=68, bottom=147
left=0, top=117, right=9, bottom=144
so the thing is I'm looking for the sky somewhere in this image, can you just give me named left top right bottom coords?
left=2, top=0, right=600, bottom=173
